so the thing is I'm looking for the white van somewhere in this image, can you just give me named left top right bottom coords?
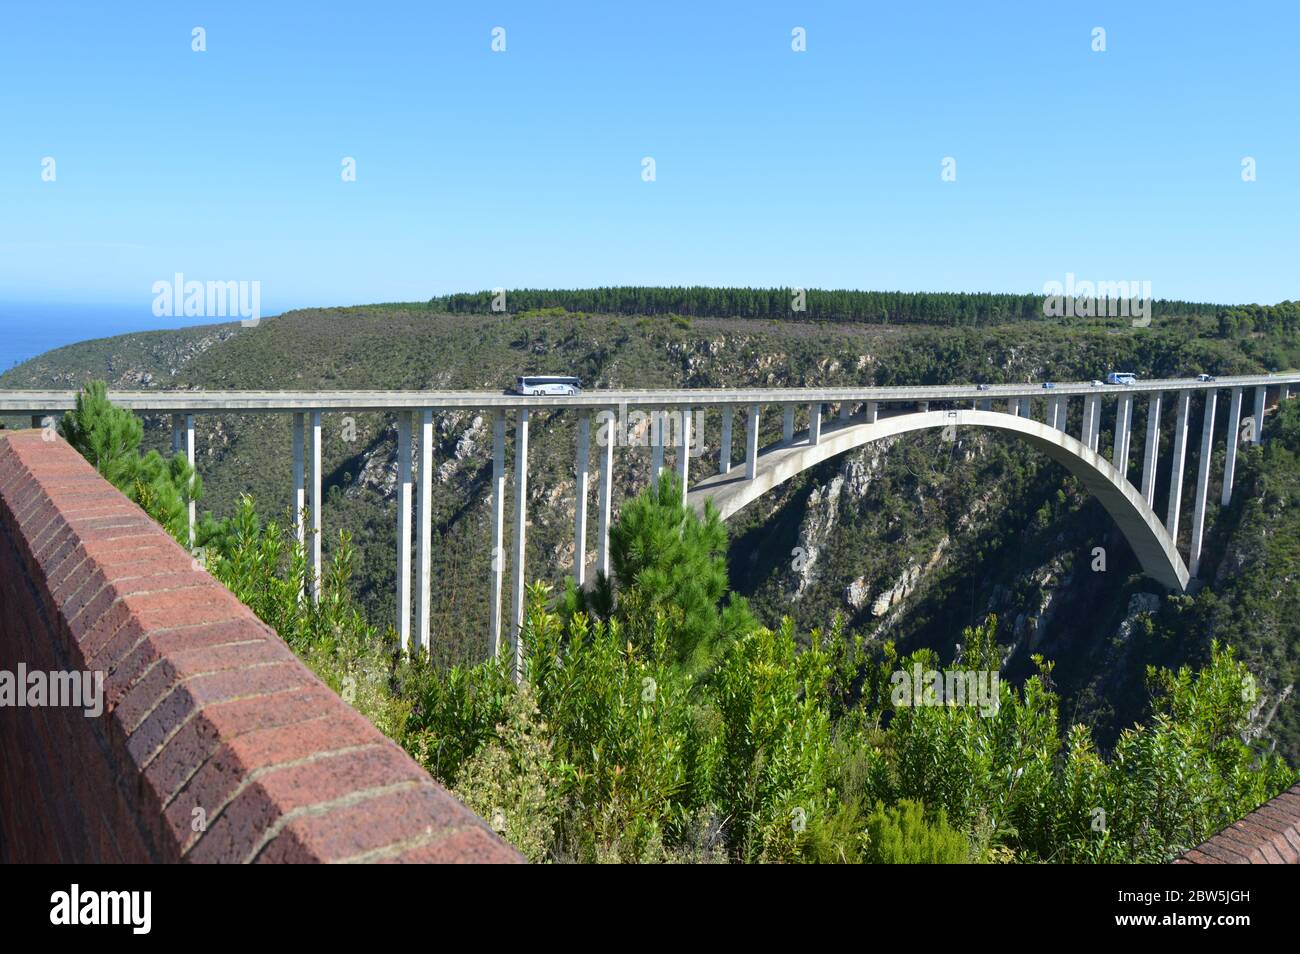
left=512, top=375, right=582, bottom=396
left=1106, top=372, right=1138, bottom=385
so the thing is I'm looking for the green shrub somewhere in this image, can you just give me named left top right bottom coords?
left=863, top=800, right=970, bottom=864
left=58, top=380, right=202, bottom=543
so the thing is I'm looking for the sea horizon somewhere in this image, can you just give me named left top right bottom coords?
left=0, top=301, right=282, bottom=376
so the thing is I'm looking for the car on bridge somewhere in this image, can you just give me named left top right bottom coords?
left=1042, top=381, right=1056, bottom=389
left=976, top=383, right=992, bottom=391
left=1196, top=373, right=1217, bottom=382
left=510, top=375, right=582, bottom=396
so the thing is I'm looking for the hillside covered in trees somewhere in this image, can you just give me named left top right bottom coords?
left=1, top=290, right=1297, bottom=775
left=430, top=286, right=1226, bottom=326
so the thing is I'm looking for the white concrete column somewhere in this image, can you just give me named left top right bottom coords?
left=415, top=408, right=433, bottom=653
left=1166, top=392, right=1191, bottom=539
left=510, top=408, right=530, bottom=680
left=489, top=411, right=507, bottom=657
left=396, top=412, right=414, bottom=651
left=745, top=405, right=761, bottom=480
left=839, top=402, right=851, bottom=422
left=719, top=406, right=733, bottom=475
left=865, top=401, right=879, bottom=423
left=676, top=409, right=691, bottom=491
left=918, top=401, right=930, bottom=413
left=1189, top=391, right=1218, bottom=577
left=1081, top=395, right=1100, bottom=452
left=310, top=410, right=322, bottom=601
left=292, top=412, right=306, bottom=554
left=1113, top=393, right=1133, bottom=480
left=185, top=414, right=196, bottom=546
left=171, top=414, right=182, bottom=455
left=574, top=415, right=590, bottom=587
left=1140, top=394, right=1162, bottom=507
left=783, top=405, right=795, bottom=443
left=1252, top=385, right=1266, bottom=444
left=1047, top=396, right=1066, bottom=431
left=1221, top=388, right=1242, bottom=507
left=976, top=398, right=992, bottom=412
left=596, top=411, right=614, bottom=580
left=808, top=403, right=822, bottom=446
left=650, top=410, right=664, bottom=487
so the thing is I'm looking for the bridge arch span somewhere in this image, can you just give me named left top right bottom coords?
left=686, top=408, right=1190, bottom=592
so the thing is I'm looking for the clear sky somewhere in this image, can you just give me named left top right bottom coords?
left=1, top=0, right=1297, bottom=314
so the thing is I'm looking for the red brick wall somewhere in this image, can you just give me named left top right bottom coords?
left=0, top=430, right=520, bottom=863
left=1176, top=782, right=1300, bottom=864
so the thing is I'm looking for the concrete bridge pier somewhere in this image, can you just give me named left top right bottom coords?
left=1047, top=395, right=1066, bottom=431
left=1140, top=394, right=1162, bottom=506
left=309, top=411, right=321, bottom=599
left=510, top=408, right=529, bottom=678
left=574, top=415, right=590, bottom=587
left=650, top=410, right=665, bottom=487
left=396, top=412, right=413, bottom=651
left=808, top=403, right=822, bottom=446
left=1080, top=394, right=1101, bottom=452
left=489, top=411, right=506, bottom=657
left=719, top=406, right=733, bottom=475
left=865, top=401, right=879, bottom=423
left=185, top=414, right=197, bottom=546
left=783, top=405, right=795, bottom=443
left=839, top=402, right=851, bottom=422
left=1166, top=392, right=1191, bottom=538
left=1222, top=388, right=1243, bottom=506
left=1189, top=391, right=1218, bottom=577
left=745, top=405, right=760, bottom=480
left=679, top=410, right=693, bottom=488
left=292, top=413, right=306, bottom=598
left=1252, top=385, right=1266, bottom=444
left=1113, top=393, right=1133, bottom=480
left=416, top=409, right=434, bottom=652
left=596, top=411, right=614, bottom=579
left=171, top=414, right=182, bottom=454
left=598, top=415, right=618, bottom=579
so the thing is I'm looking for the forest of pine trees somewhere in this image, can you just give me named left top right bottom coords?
left=429, top=286, right=1224, bottom=326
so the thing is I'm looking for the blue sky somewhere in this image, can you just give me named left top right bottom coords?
left=1, top=0, right=1297, bottom=314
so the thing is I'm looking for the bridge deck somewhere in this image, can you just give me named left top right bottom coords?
left=1, top=374, right=1297, bottom=415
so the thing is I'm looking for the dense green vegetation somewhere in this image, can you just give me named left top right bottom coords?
left=430, top=287, right=1223, bottom=327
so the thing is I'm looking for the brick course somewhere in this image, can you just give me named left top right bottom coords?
left=1176, top=782, right=1300, bottom=863
left=0, top=431, right=520, bottom=864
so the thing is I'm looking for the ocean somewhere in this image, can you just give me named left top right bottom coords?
left=0, top=302, right=238, bottom=375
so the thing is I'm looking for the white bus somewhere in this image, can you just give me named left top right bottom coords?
left=511, top=375, right=582, bottom=396
left=1106, top=372, right=1138, bottom=385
